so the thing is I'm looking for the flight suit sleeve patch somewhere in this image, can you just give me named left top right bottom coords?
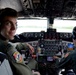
left=13, top=51, right=23, bottom=63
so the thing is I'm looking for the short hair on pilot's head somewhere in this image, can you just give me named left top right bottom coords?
left=72, top=26, right=76, bottom=40
left=0, top=7, right=18, bottom=23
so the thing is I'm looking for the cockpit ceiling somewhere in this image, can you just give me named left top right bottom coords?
left=0, top=0, right=22, bottom=11
left=0, top=0, right=76, bottom=19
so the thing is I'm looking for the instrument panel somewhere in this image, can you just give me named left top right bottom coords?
left=25, top=39, right=74, bottom=75
left=38, top=39, right=62, bottom=57
left=26, top=40, right=74, bottom=62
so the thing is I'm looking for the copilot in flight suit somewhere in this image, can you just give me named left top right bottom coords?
left=0, top=34, right=37, bottom=75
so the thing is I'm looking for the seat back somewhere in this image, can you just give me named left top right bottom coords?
left=0, top=52, right=13, bottom=75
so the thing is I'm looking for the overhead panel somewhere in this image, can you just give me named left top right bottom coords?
left=0, top=0, right=76, bottom=18
left=32, top=0, right=64, bottom=17
left=31, top=0, right=76, bottom=18
left=20, top=0, right=34, bottom=15
left=62, top=0, right=76, bottom=18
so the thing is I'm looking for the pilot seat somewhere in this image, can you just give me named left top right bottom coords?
left=0, top=52, right=13, bottom=75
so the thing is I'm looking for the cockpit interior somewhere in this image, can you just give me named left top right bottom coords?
left=0, top=0, right=76, bottom=75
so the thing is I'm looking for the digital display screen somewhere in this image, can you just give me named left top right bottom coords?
left=38, top=56, right=54, bottom=62
left=67, top=43, right=74, bottom=51
left=47, top=56, right=53, bottom=61
left=38, top=56, right=47, bottom=62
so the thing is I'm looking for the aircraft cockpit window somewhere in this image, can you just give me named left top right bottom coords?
left=53, top=19, right=76, bottom=33
left=15, top=18, right=48, bottom=34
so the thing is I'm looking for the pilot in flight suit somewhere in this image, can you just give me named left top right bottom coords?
left=54, top=26, right=76, bottom=74
left=0, top=8, right=40, bottom=75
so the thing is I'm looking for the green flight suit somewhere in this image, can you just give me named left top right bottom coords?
left=57, top=50, right=76, bottom=74
left=0, top=39, right=37, bottom=75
